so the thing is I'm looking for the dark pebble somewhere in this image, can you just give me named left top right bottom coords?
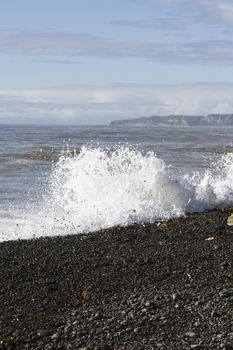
left=1, top=207, right=233, bottom=349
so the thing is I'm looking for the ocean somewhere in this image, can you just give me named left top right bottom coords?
left=1, top=124, right=233, bottom=242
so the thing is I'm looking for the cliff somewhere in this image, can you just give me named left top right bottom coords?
left=110, top=114, right=233, bottom=127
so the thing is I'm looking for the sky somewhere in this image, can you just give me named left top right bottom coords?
left=1, top=0, right=233, bottom=125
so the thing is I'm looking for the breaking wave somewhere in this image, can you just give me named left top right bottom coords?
left=2, top=146, right=233, bottom=241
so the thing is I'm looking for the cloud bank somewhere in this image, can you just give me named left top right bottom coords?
left=1, top=83, right=233, bottom=124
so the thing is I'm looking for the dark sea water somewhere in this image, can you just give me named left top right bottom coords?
left=1, top=124, right=233, bottom=241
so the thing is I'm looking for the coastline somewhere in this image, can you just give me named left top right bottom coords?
left=1, top=208, right=233, bottom=349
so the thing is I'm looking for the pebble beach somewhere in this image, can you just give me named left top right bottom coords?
left=1, top=207, right=233, bottom=350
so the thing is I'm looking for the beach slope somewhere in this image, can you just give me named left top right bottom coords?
left=1, top=208, right=233, bottom=349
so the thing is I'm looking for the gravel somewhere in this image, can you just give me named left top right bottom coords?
left=1, top=207, right=233, bottom=349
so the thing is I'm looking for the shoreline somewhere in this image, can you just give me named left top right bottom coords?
left=1, top=207, right=233, bottom=349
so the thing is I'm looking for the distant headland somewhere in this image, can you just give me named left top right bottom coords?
left=110, top=114, right=233, bottom=127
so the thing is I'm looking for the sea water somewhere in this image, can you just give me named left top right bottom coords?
left=1, top=124, right=233, bottom=241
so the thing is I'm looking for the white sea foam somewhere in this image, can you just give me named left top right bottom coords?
left=1, top=146, right=233, bottom=241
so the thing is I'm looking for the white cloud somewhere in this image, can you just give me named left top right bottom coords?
left=0, top=83, right=233, bottom=124
left=216, top=3, right=233, bottom=23
left=123, top=0, right=233, bottom=34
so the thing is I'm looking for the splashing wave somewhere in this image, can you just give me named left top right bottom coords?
left=2, top=146, right=233, bottom=241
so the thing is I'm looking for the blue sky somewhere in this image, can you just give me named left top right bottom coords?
left=1, top=0, right=233, bottom=124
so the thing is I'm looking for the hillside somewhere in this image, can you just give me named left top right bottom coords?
left=110, top=114, right=233, bottom=127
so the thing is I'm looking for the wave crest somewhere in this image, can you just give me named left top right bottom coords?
left=44, top=147, right=233, bottom=234
left=2, top=146, right=233, bottom=241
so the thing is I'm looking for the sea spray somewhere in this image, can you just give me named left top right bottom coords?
left=188, top=152, right=233, bottom=209
left=46, top=146, right=190, bottom=234
left=1, top=146, right=233, bottom=241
